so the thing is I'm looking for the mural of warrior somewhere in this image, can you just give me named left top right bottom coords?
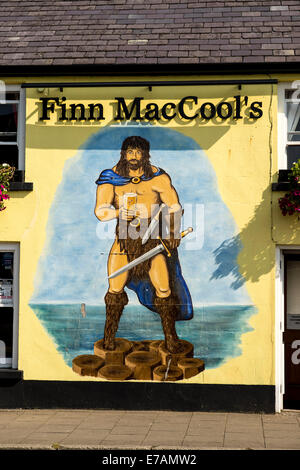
left=94, top=136, right=193, bottom=354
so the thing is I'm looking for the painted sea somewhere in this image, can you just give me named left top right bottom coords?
left=30, top=303, right=256, bottom=370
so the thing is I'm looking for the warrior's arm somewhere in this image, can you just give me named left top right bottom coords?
left=94, top=184, right=119, bottom=222
left=156, top=174, right=182, bottom=247
left=156, top=174, right=180, bottom=210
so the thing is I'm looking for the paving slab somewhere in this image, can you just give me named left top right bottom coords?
left=263, top=422, right=300, bottom=432
left=150, top=422, right=190, bottom=432
left=153, top=418, right=192, bottom=425
left=191, top=412, right=227, bottom=417
left=265, top=437, right=300, bottom=450
left=262, top=413, right=300, bottom=423
left=116, top=418, right=157, bottom=427
left=82, top=410, right=126, bottom=416
left=0, top=430, right=33, bottom=444
left=102, top=434, right=146, bottom=446
left=21, top=432, right=70, bottom=445
left=225, top=424, right=264, bottom=434
left=60, top=430, right=110, bottom=445
left=2, top=424, right=44, bottom=434
left=182, top=436, right=224, bottom=447
left=80, top=414, right=122, bottom=421
left=227, top=413, right=262, bottom=420
left=224, top=434, right=265, bottom=448
left=187, top=425, right=226, bottom=435
left=42, top=417, right=86, bottom=425
left=157, top=412, right=193, bottom=420
left=109, top=426, right=151, bottom=436
left=186, top=430, right=225, bottom=441
left=142, top=430, right=186, bottom=446
left=13, top=414, right=50, bottom=421
left=77, top=420, right=120, bottom=430
left=35, top=423, right=79, bottom=433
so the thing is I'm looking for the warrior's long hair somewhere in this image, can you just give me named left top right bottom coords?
left=115, top=136, right=154, bottom=178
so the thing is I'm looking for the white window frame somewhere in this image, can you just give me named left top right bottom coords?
left=0, top=243, right=20, bottom=369
left=0, top=84, right=25, bottom=171
left=275, top=245, right=300, bottom=412
left=275, top=246, right=285, bottom=412
left=278, top=81, right=300, bottom=170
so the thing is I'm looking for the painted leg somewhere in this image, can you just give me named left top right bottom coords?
left=149, top=254, right=181, bottom=353
left=103, top=290, right=128, bottom=350
left=154, top=295, right=180, bottom=353
left=104, top=240, right=129, bottom=350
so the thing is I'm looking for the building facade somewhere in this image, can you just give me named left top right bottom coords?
left=0, top=1, right=300, bottom=413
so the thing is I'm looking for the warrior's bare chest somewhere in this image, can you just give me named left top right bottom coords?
left=115, top=181, right=154, bottom=195
left=113, top=181, right=159, bottom=205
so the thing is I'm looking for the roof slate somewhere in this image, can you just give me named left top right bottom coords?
left=0, top=0, right=299, bottom=67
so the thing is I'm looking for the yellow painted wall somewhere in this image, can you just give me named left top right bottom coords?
left=0, top=74, right=299, bottom=384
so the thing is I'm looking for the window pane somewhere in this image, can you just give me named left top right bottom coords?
left=0, top=252, right=14, bottom=368
left=5, top=92, right=19, bottom=101
left=0, top=253, right=13, bottom=279
left=287, top=102, right=300, bottom=141
left=0, top=104, right=18, bottom=134
left=286, top=260, right=300, bottom=329
left=287, top=145, right=300, bottom=168
left=0, top=133, right=17, bottom=142
left=0, top=144, right=18, bottom=167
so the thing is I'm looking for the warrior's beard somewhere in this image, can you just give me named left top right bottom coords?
left=128, top=159, right=142, bottom=170
left=115, top=152, right=154, bottom=178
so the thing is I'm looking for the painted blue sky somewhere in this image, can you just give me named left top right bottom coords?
left=30, top=124, right=251, bottom=307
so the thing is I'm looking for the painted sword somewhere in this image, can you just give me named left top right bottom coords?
left=108, top=227, right=193, bottom=280
left=141, top=203, right=166, bottom=245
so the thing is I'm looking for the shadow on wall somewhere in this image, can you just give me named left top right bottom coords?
left=272, top=193, right=300, bottom=245
left=210, top=185, right=291, bottom=287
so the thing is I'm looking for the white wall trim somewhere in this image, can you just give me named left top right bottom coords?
left=277, top=82, right=289, bottom=170
left=275, top=246, right=285, bottom=412
left=275, top=245, right=300, bottom=412
left=18, top=87, right=26, bottom=171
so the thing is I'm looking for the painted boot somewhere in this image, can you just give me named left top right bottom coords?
left=103, top=291, right=128, bottom=350
left=154, top=295, right=181, bottom=353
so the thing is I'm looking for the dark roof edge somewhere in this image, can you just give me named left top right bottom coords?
left=21, top=79, right=278, bottom=88
left=0, top=62, right=299, bottom=77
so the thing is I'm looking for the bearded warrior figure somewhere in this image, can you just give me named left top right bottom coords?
left=95, top=136, right=193, bottom=353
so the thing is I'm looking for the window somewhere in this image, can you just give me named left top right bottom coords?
left=278, top=81, right=300, bottom=170
left=0, top=244, right=19, bottom=370
left=0, top=85, right=25, bottom=171
left=285, top=86, right=300, bottom=169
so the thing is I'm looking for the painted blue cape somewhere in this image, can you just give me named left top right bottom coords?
left=96, top=168, right=193, bottom=321
left=95, top=167, right=166, bottom=185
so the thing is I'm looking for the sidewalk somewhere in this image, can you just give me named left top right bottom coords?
left=0, top=409, right=299, bottom=450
